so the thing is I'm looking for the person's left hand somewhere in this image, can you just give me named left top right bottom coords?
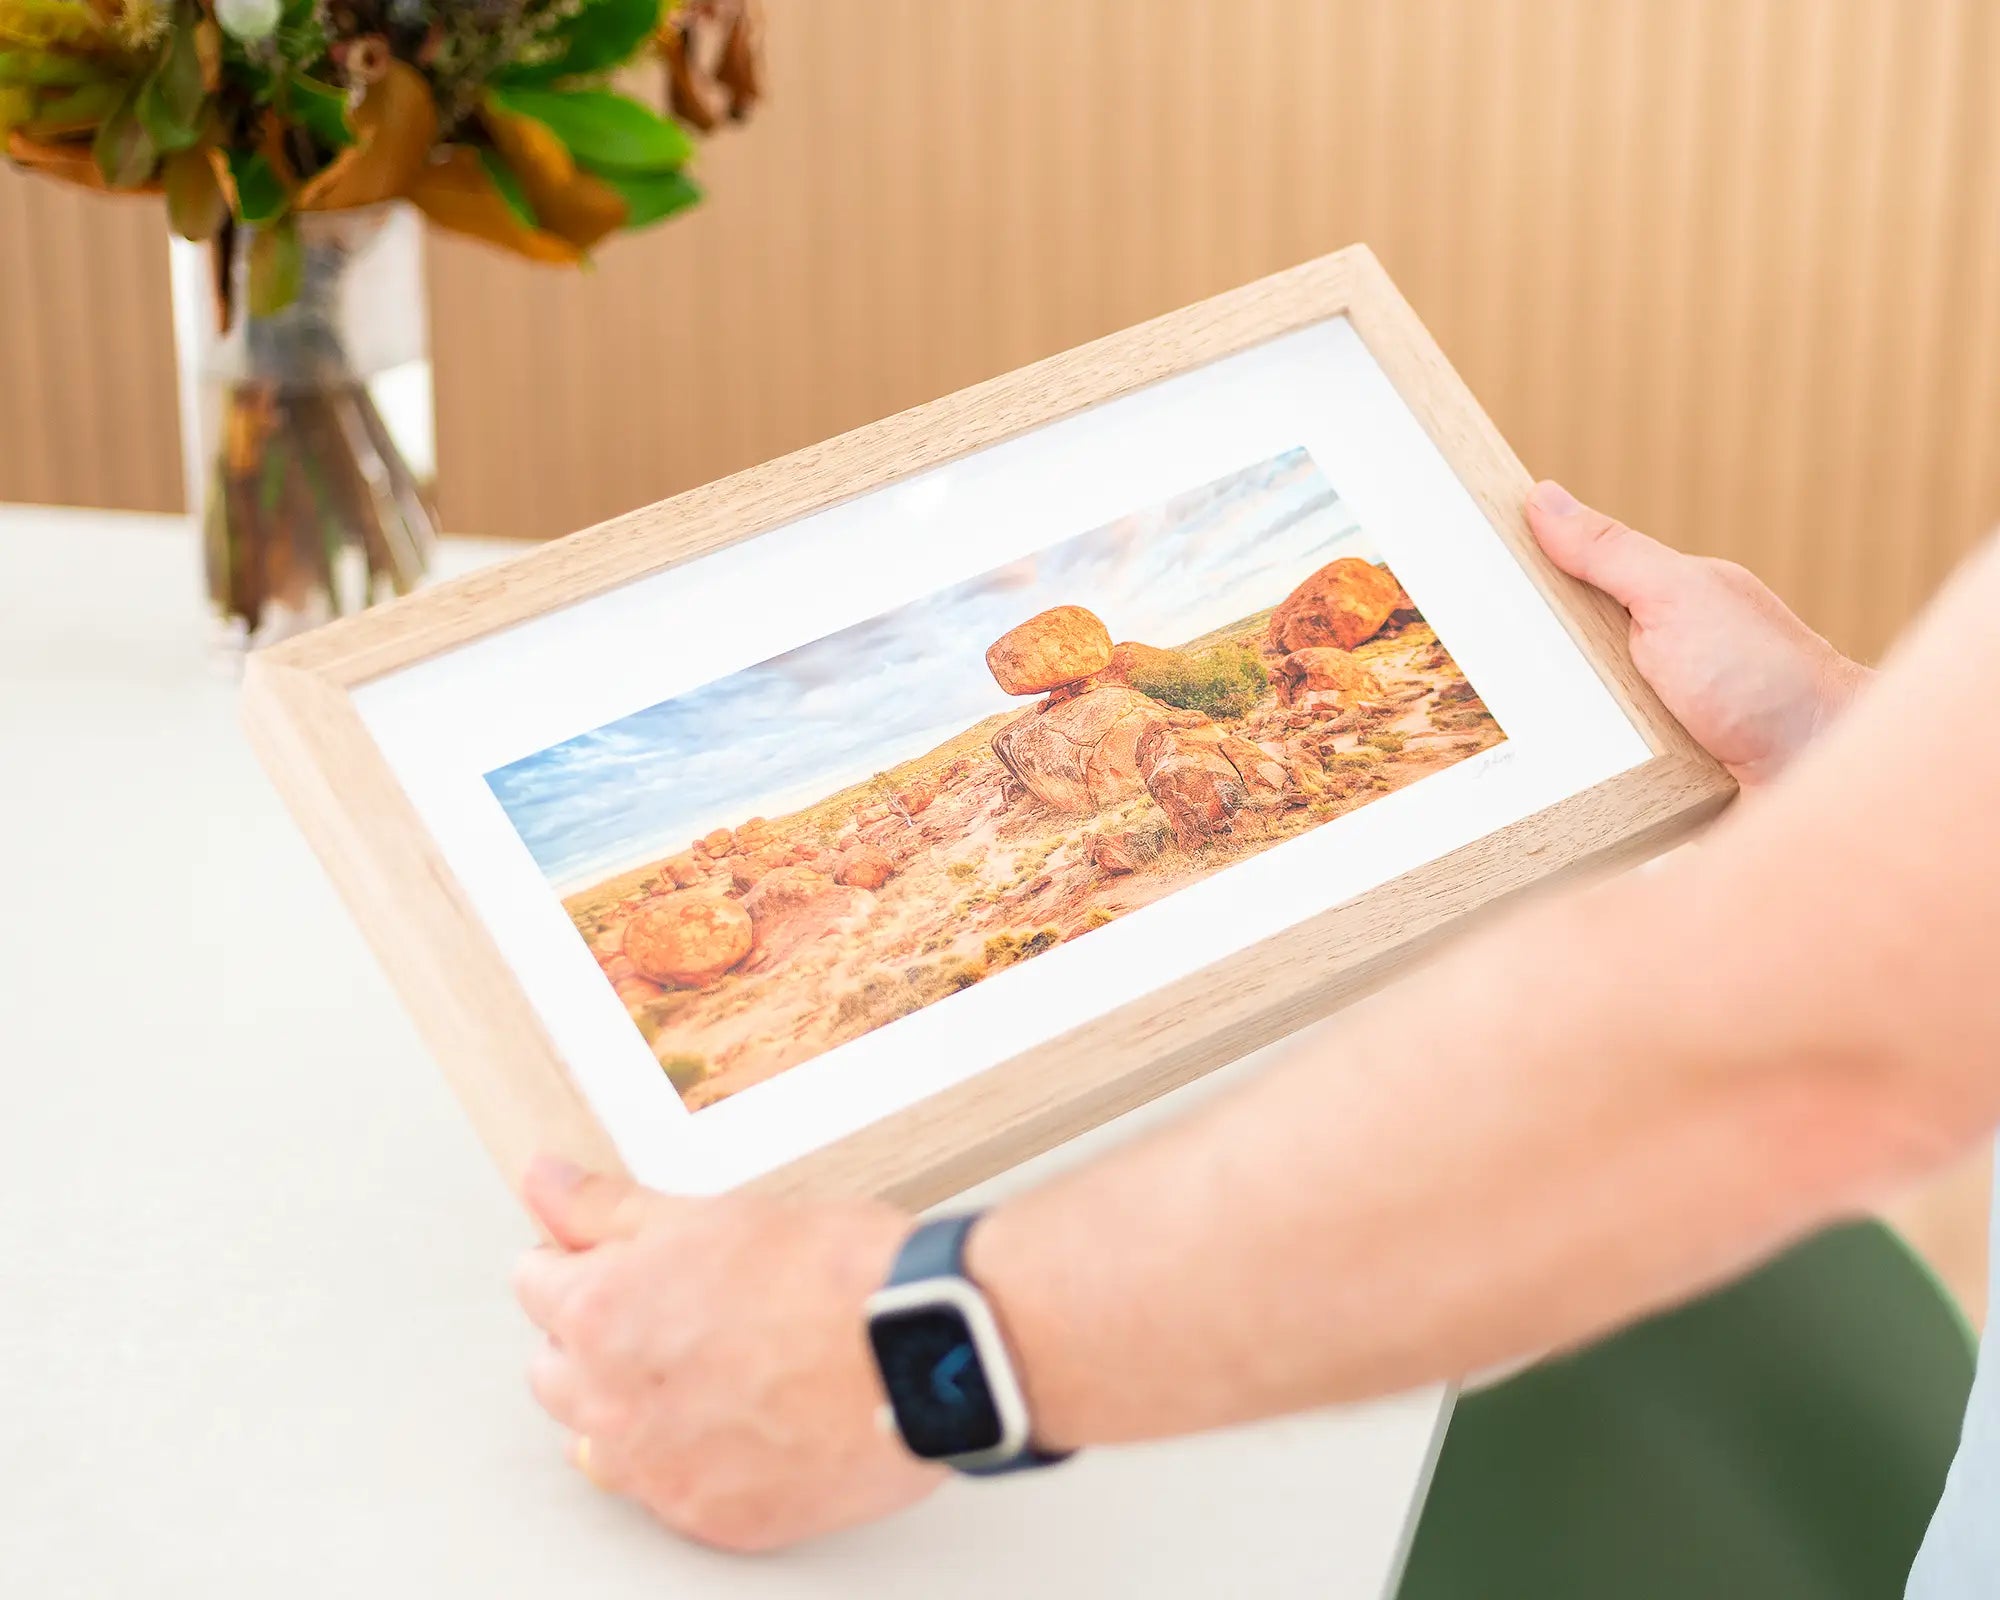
left=512, top=1154, right=943, bottom=1551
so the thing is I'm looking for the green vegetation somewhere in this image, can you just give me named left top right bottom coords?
left=946, top=859, right=979, bottom=881
left=1129, top=643, right=1270, bottom=721
left=1364, top=731, right=1407, bottom=754
left=659, top=1053, right=708, bottom=1096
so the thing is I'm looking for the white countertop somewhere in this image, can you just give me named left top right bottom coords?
left=0, top=504, right=1447, bottom=1598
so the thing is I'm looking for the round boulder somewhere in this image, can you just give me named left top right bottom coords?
left=986, top=605, right=1113, bottom=696
left=835, top=844, right=894, bottom=890
left=621, top=892, right=752, bottom=988
left=1268, top=558, right=1405, bottom=654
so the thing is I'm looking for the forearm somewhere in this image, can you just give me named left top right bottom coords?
left=972, top=540, right=2000, bottom=1452
left=971, top=862, right=1903, bottom=1447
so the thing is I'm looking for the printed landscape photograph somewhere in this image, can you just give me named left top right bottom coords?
left=487, top=447, right=1506, bottom=1110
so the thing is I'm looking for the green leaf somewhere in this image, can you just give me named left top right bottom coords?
left=497, top=0, right=663, bottom=86
left=596, top=165, right=701, bottom=228
left=92, top=86, right=158, bottom=190
left=286, top=74, right=352, bottom=151
left=226, top=148, right=288, bottom=224
left=136, top=8, right=207, bottom=155
left=247, top=215, right=303, bottom=316
left=0, top=50, right=112, bottom=87
left=486, top=85, right=692, bottom=174
left=478, top=146, right=539, bottom=228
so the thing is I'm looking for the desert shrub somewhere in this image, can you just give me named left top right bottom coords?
left=1083, top=906, right=1115, bottom=931
left=1364, top=731, right=1406, bottom=754
left=946, top=859, right=978, bottom=881
left=1129, top=644, right=1270, bottom=721
left=659, top=1053, right=708, bottom=1095
left=1331, top=749, right=1381, bottom=770
left=985, top=926, right=1063, bottom=970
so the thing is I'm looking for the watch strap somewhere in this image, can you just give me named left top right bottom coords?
left=885, top=1212, right=1072, bottom=1474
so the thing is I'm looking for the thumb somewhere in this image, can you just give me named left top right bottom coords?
left=1525, top=481, right=1683, bottom=625
left=522, top=1153, right=657, bottom=1250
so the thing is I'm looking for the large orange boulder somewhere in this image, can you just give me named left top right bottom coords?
left=1216, top=733, right=1292, bottom=804
left=986, top=605, right=1113, bottom=695
left=894, top=777, right=938, bottom=816
left=1138, top=725, right=1247, bottom=851
left=835, top=844, right=894, bottom=890
left=1272, top=646, right=1385, bottom=707
left=990, top=684, right=1203, bottom=814
left=1267, top=558, right=1404, bottom=654
left=699, top=827, right=735, bottom=856
left=621, top=893, right=752, bottom=988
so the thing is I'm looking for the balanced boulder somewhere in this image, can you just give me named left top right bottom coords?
left=1268, top=558, right=1404, bottom=654
left=622, top=892, right=752, bottom=988
left=986, top=605, right=1113, bottom=695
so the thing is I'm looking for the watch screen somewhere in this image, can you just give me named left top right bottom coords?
left=869, top=1305, right=1005, bottom=1459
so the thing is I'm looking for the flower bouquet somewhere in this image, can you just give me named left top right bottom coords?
left=2, top=0, right=761, bottom=646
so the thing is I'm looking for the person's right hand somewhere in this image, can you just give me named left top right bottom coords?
left=1525, top=480, right=1871, bottom=790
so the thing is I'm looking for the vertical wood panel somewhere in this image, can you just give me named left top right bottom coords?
left=0, top=174, right=181, bottom=512
left=2, top=0, right=1996, bottom=662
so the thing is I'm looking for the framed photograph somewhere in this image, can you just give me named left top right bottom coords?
left=243, top=246, right=1734, bottom=1207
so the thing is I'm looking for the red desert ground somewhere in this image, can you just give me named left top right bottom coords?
left=563, top=556, right=1504, bottom=1108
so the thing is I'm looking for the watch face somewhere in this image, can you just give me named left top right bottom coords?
left=868, top=1304, right=1005, bottom=1460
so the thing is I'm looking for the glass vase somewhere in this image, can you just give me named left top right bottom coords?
left=193, top=204, right=438, bottom=653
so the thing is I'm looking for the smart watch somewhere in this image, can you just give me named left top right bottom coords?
left=865, top=1211, right=1072, bottom=1475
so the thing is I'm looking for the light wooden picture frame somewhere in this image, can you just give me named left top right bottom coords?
left=243, top=245, right=1734, bottom=1210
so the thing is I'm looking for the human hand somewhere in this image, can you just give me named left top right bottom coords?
left=1526, top=481, right=1871, bottom=788
left=512, top=1156, right=942, bottom=1552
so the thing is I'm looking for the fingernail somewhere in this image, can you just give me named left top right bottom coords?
left=530, top=1153, right=584, bottom=1190
left=1530, top=480, right=1581, bottom=516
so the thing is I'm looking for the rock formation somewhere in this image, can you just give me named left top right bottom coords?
left=1272, top=645, right=1385, bottom=708
left=1086, top=816, right=1171, bottom=875
left=1137, top=725, right=1247, bottom=851
left=835, top=844, right=894, bottom=890
left=1267, top=557, right=1404, bottom=654
left=991, top=683, right=1203, bottom=814
left=985, top=605, right=1114, bottom=695
left=622, top=892, right=753, bottom=987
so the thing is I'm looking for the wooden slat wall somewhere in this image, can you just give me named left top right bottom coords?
left=0, top=180, right=181, bottom=514
left=3, top=0, right=1997, bottom=661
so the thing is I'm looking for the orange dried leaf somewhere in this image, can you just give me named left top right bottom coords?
left=407, top=145, right=578, bottom=265
left=479, top=94, right=626, bottom=251
left=5, top=126, right=156, bottom=190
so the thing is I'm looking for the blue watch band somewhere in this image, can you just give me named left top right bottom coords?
left=884, top=1212, right=1072, bottom=1474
